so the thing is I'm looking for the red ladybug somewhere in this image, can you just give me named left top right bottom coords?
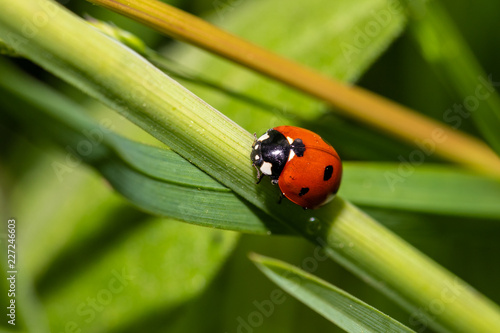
left=251, top=126, right=342, bottom=209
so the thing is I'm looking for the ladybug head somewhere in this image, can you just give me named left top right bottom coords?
left=250, top=129, right=290, bottom=184
left=250, top=136, right=264, bottom=168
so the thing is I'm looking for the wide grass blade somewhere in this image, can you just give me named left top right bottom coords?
left=0, top=59, right=288, bottom=235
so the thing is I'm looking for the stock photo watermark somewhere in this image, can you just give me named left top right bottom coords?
left=442, top=75, right=500, bottom=129
left=6, top=218, right=17, bottom=326
left=384, top=74, right=500, bottom=191
left=228, top=238, right=329, bottom=333
left=51, top=118, right=115, bottom=182
left=408, top=277, right=465, bottom=332
left=59, top=266, right=132, bottom=333
left=340, top=0, right=403, bottom=64
left=3, top=0, right=59, bottom=51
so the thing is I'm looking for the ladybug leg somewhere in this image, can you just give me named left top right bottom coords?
left=253, top=164, right=263, bottom=184
left=255, top=173, right=264, bottom=184
left=277, top=192, right=285, bottom=204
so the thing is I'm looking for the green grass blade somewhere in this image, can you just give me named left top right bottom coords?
left=88, top=13, right=416, bottom=162
left=410, top=1, right=500, bottom=156
left=0, top=0, right=260, bottom=206
left=164, top=0, right=407, bottom=122
left=40, top=214, right=238, bottom=333
left=2, top=2, right=500, bottom=332
left=250, top=253, right=415, bottom=333
left=0, top=59, right=288, bottom=235
left=341, top=163, right=500, bottom=218
left=312, top=198, right=500, bottom=333
left=86, top=0, right=500, bottom=178
left=97, top=146, right=289, bottom=234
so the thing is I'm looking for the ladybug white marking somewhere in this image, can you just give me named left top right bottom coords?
left=258, top=133, right=270, bottom=141
left=288, top=150, right=296, bottom=162
left=286, top=136, right=294, bottom=144
left=260, top=161, right=273, bottom=176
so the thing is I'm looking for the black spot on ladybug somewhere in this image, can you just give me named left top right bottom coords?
left=323, top=165, right=334, bottom=181
left=291, top=139, right=306, bottom=157
left=298, top=187, right=309, bottom=196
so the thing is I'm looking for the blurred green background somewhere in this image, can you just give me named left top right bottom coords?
left=1, top=0, right=499, bottom=332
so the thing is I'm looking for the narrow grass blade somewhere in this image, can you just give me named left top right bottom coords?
left=250, top=253, right=415, bottom=333
left=341, top=163, right=500, bottom=218
left=410, top=1, right=500, bottom=156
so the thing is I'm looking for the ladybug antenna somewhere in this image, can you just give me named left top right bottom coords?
left=252, top=133, right=258, bottom=147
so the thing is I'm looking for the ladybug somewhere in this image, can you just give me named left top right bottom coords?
left=251, top=126, right=342, bottom=209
